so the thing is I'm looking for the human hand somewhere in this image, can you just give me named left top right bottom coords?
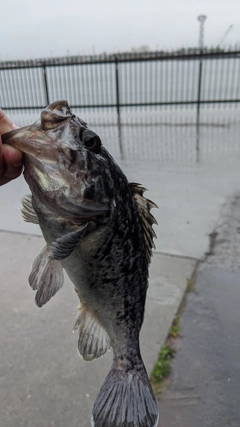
left=0, top=109, right=23, bottom=186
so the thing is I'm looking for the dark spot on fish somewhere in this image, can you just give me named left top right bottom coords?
left=69, top=149, right=78, bottom=163
left=84, top=182, right=95, bottom=200
left=116, top=314, right=127, bottom=325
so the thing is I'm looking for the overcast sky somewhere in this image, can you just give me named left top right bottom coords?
left=1, top=0, right=240, bottom=61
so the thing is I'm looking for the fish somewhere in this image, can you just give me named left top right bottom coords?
left=2, top=100, right=159, bottom=427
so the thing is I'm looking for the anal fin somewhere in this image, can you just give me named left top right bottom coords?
left=29, top=245, right=64, bottom=307
left=73, top=301, right=111, bottom=361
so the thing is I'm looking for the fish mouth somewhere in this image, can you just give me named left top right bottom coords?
left=1, top=100, right=79, bottom=161
left=40, top=99, right=73, bottom=130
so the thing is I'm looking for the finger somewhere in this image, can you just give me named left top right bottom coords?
left=0, top=109, right=18, bottom=134
left=0, top=136, right=23, bottom=186
left=2, top=144, right=23, bottom=166
left=0, top=163, right=23, bottom=186
left=0, top=135, right=4, bottom=177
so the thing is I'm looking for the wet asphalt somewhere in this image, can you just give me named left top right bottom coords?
left=158, top=194, right=240, bottom=427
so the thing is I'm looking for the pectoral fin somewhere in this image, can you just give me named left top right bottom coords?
left=50, top=222, right=96, bottom=260
left=29, top=245, right=64, bottom=307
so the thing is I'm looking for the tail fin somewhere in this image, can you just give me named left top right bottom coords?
left=91, top=364, right=159, bottom=427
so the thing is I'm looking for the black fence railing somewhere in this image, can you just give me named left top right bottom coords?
left=1, top=49, right=240, bottom=162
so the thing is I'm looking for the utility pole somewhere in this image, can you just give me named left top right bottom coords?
left=198, top=15, right=207, bottom=51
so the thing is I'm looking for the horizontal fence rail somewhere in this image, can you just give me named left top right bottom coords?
left=1, top=49, right=240, bottom=162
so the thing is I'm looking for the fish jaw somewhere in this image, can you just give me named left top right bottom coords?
left=2, top=99, right=87, bottom=160
left=2, top=122, right=88, bottom=220
left=1, top=118, right=83, bottom=164
left=2, top=122, right=60, bottom=161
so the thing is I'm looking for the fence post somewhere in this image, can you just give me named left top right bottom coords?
left=196, top=51, right=203, bottom=162
left=115, top=57, right=124, bottom=159
left=42, top=62, right=50, bottom=105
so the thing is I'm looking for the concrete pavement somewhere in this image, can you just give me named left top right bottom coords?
left=157, top=193, right=240, bottom=427
left=0, top=232, right=195, bottom=427
left=1, top=157, right=240, bottom=426
left=158, top=266, right=240, bottom=427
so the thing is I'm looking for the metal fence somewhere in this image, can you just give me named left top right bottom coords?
left=1, top=49, right=240, bottom=162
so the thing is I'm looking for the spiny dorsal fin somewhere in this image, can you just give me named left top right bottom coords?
left=129, top=183, right=158, bottom=263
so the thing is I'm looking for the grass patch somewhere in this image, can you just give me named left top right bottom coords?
left=168, top=315, right=180, bottom=338
left=150, top=272, right=198, bottom=397
left=186, top=276, right=196, bottom=292
left=150, top=315, right=181, bottom=396
left=151, top=345, right=174, bottom=381
left=150, top=345, right=175, bottom=397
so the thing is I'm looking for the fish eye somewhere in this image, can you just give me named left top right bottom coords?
left=81, top=129, right=101, bottom=153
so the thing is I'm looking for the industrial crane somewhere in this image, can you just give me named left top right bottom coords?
left=216, top=25, right=233, bottom=48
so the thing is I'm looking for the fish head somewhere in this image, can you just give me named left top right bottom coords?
left=2, top=100, right=117, bottom=223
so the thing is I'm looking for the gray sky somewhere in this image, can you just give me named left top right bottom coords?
left=2, top=0, right=240, bottom=61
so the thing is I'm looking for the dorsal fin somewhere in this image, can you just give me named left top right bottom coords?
left=129, top=183, right=158, bottom=263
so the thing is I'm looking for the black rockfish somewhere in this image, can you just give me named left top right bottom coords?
left=3, top=100, right=159, bottom=427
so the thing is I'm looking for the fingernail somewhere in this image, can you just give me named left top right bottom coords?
left=12, top=162, right=23, bottom=168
